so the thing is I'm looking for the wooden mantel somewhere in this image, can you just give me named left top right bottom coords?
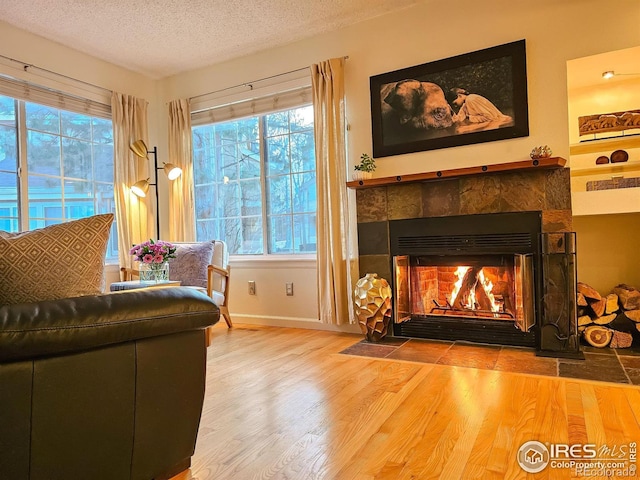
left=346, top=157, right=566, bottom=189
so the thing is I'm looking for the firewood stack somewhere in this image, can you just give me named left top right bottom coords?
left=577, top=282, right=640, bottom=348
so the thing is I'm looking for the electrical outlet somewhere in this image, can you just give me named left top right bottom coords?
left=248, top=280, right=256, bottom=295
left=286, top=282, right=294, bottom=296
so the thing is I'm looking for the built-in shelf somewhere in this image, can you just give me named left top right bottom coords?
left=346, top=157, right=566, bottom=189
left=569, top=135, right=640, bottom=156
left=572, top=187, right=640, bottom=216
left=570, top=161, right=640, bottom=177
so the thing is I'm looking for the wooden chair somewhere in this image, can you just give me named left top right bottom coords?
left=207, top=263, right=232, bottom=328
left=121, top=240, right=232, bottom=329
left=120, top=266, right=139, bottom=281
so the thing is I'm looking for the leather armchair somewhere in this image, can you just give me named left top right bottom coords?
left=0, top=287, right=220, bottom=480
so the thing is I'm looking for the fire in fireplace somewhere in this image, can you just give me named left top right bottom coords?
left=395, top=253, right=534, bottom=329
left=389, top=212, right=542, bottom=347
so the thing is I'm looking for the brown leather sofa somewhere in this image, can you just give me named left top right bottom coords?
left=0, top=287, right=219, bottom=480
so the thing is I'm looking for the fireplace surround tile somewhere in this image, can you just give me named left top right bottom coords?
left=545, top=168, right=572, bottom=210
left=421, top=179, right=460, bottom=217
left=357, top=222, right=389, bottom=255
left=356, top=187, right=388, bottom=223
left=459, top=176, right=501, bottom=214
left=494, top=347, right=558, bottom=376
left=618, top=355, right=640, bottom=369
left=387, top=184, right=423, bottom=220
left=340, top=341, right=396, bottom=358
left=542, top=209, right=573, bottom=232
left=500, top=171, right=545, bottom=212
left=386, top=338, right=453, bottom=363
left=358, top=255, right=392, bottom=281
left=354, top=165, right=575, bottom=355
left=558, top=353, right=628, bottom=383
left=435, top=342, right=502, bottom=370
left=625, top=369, right=640, bottom=385
left=340, top=338, right=640, bottom=385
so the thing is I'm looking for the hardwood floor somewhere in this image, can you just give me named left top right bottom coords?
left=171, top=324, right=640, bottom=480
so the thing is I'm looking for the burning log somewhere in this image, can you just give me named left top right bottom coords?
left=451, top=266, right=483, bottom=310
left=474, top=281, right=494, bottom=312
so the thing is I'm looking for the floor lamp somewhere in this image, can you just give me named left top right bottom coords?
left=130, top=140, right=182, bottom=238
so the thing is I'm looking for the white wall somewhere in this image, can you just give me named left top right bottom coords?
left=573, top=213, right=640, bottom=294
left=568, top=77, right=640, bottom=146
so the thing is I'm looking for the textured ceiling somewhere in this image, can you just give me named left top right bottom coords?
left=0, top=0, right=419, bottom=79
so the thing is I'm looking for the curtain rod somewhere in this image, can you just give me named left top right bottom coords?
left=0, top=53, right=112, bottom=94
left=189, top=55, right=349, bottom=102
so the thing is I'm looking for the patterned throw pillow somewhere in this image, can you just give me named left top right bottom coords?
left=0, top=214, right=114, bottom=305
left=167, top=242, right=215, bottom=289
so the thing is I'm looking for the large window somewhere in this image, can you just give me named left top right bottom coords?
left=0, top=94, right=117, bottom=260
left=193, top=104, right=316, bottom=255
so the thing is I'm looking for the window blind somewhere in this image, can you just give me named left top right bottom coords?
left=191, top=84, right=312, bottom=126
left=0, top=74, right=111, bottom=119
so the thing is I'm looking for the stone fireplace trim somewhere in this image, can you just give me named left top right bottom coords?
left=354, top=163, right=577, bottom=355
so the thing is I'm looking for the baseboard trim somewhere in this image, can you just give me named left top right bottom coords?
left=230, top=314, right=361, bottom=334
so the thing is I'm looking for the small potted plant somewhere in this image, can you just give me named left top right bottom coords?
left=353, top=153, right=376, bottom=181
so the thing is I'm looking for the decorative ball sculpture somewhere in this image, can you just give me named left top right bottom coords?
left=530, top=145, right=552, bottom=159
left=354, top=273, right=392, bottom=342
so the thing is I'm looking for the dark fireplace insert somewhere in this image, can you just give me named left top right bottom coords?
left=389, top=212, right=579, bottom=355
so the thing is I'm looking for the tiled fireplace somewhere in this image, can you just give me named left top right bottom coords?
left=354, top=162, right=580, bottom=356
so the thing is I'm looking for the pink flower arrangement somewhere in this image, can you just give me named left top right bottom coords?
left=129, top=239, right=177, bottom=264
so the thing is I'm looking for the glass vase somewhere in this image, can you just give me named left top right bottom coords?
left=139, top=262, right=170, bottom=283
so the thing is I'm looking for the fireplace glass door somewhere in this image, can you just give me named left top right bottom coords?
left=394, top=254, right=535, bottom=332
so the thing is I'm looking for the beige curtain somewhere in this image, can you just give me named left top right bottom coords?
left=168, top=99, right=196, bottom=241
left=111, top=92, right=152, bottom=269
left=311, top=57, right=356, bottom=325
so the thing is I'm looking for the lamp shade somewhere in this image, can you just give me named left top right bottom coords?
left=164, top=163, right=183, bottom=180
left=130, top=139, right=149, bottom=158
left=131, top=179, right=150, bottom=197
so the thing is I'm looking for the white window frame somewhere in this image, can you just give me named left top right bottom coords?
left=0, top=75, right=116, bottom=259
left=191, top=78, right=317, bottom=259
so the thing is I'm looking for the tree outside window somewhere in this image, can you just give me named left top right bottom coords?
left=193, top=105, right=316, bottom=255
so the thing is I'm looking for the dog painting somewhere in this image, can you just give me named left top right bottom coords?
left=370, top=40, right=529, bottom=158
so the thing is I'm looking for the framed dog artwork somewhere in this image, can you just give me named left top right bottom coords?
left=370, top=39, right=529, bottom=158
